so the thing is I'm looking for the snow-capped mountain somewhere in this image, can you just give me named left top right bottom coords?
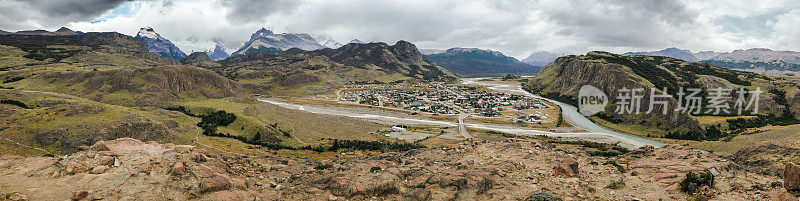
left=348, top=39, right=365, bottom=44
left=203, top=44, right=230, bottom=61
left=134, top=27, right=188, bottom=61
left=232, top=28, right=325, bottom=56
left=312, top=35, right=343, bottom=49
left=522, top=51, right=564, bottom=67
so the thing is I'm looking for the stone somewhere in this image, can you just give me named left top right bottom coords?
left=7, top=192, right=28, bottom=201
left=786, top=162, right=800, bottom=191
left=554, top=157, right=579, bottom=177
left=173, top=161, right=187, bottom=175
left=91, top=165, right=109, bottom=174
left=91, top=142, right=110, bottom=151
left=199, top=176, right=232, bottom=193
left=72, top=191, right=89, bottom=200
left=65, top=162, right=87, bottom=174
left=100, top=156, right=114, bottom=166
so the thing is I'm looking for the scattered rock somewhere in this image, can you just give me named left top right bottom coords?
left=6, top=192, right=28, bottom=201
left=138, top=163, right=152, bottom=173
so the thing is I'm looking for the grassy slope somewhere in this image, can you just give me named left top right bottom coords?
left=1, top=40, right=389, bottom=157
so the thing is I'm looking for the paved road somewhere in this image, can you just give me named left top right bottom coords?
left=457, top=114, right=472, bottom=139
left=462, top=78, right=666, bottom=148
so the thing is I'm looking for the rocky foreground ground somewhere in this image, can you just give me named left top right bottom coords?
left=0, top=138, right=797, bottom=200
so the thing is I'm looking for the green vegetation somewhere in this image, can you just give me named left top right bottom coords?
left=525, top=191, right=562, bottom=201
left=2, top=76, right=24, bottom=83
left=0, top=99, right=29, bottom=109
left=606, top=179, right=626, bottom=189
left=702, top=60, right=800, bottom=72
left=314, top=163, right=333, bottom=170
left=680, top=172, right=714, bottom=194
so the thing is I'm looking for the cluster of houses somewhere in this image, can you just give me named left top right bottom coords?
left=338, top=83, right=553, bottom=121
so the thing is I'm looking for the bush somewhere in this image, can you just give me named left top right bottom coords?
left=2, top=76, right=24, bottom=83
left=680, top=172, right=714, bottom=194
left=525, top=191, right=561, bottom=201
left=314, top=164, right=333, bottom=170
left=606, top=179, right=626, bottom=189
left=0, top=99, right=29, bottom=109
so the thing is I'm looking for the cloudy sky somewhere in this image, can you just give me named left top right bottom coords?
left=1, top=0, right=798, bottom=59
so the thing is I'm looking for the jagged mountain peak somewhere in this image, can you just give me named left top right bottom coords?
left=136, top=27, right=161, bottom=39
left=134, top=27, right=187, bottom=61
left=204, top=44, right=230, bottom=61
left=232, top=28, right=325, bottom=56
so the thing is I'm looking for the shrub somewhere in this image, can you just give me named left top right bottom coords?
left=680, top=172, right=714, bottom=194
left=606, top=179, right=626, bottom=189
left=0, top=99, right=29, bottom=109
left=525, top=191, right=561, bottom=201
left=314, top=164, right=333, bottom=170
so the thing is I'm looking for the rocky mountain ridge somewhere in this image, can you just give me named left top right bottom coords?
left=425, top=48, right=540, bottom=76
left=134, top=27, right=188, bottom=61
left=203, top=44, right=230, bottom=61
left=524, top=51, right=794, bottom=140
left=625, top=47, right=800, bottom=71
left=232, top=28, right=325, bottom=56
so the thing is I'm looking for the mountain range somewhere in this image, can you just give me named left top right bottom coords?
left=424, top=48, right=540, bottom=76
left=232, top=28, right=325, bottom=56
left=134, top=27, right=188, bottom=61
left=526, top=51, right=798, bottom=140
left=203, top=44, right=230, bottom=61
left=522, top=51, right=564, bottom=67
left=625, top=47, right=800, bottom=72
left=312, top=35, right=344, bottom=49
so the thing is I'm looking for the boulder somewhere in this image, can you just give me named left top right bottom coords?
left=91, top=165, right=109, bottom=174
left=173, top=161, right=187, bottom=175
left=65, top=162, right=87, bottom=174
left=91, top=142, right=110, bottom=151
left=554, top=157, right=579, bottom=177
left=72, top=191, right=88, bottom=200
left=100, top=156, right=114, bottom=166
left=786, top=162, right=800, bottom=191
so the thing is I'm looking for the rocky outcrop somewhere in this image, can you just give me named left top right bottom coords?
left=0, top=138, right=788, bottom=200
left=785, top=163, right=800, bottom=191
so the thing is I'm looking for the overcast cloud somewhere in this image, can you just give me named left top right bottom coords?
left=0, top=0, right=798, bottom=59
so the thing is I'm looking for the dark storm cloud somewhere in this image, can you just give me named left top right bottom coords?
left=541, top=0, right=700, bottom=48
left=221, top=0, right=300, bottom=23
left=0, top=0, right=129, bottom=30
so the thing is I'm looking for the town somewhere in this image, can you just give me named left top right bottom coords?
left=335, top=83, right=556, bottom=125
